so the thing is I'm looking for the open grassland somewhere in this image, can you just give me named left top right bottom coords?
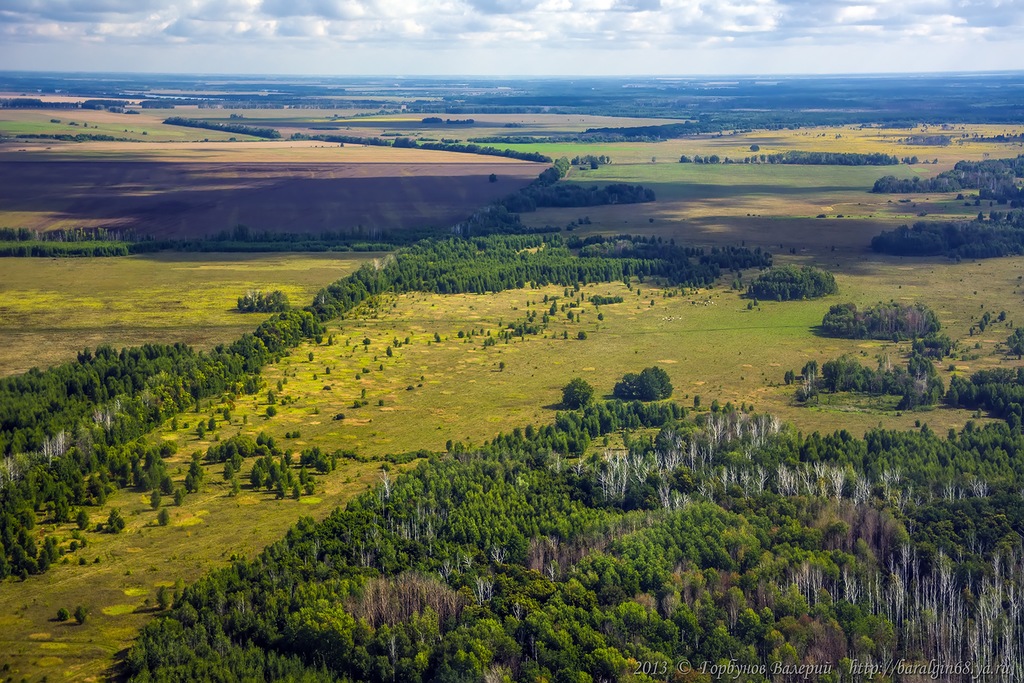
left=0, top=155, right=539, bottom=236
left=0, top=252, right=376, bottom=377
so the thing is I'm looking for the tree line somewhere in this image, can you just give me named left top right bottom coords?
left=870, top=211, right=1024, bottom=259
left=680, top=151, right=900, bottom=166
left=162, top=117, right=282, bottom=139
left=872, top=155, right=1024, bottom=204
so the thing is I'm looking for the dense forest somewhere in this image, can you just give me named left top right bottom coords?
left=870, top=211, right=1024, bottom=259
left=746, top=266, right=837, bottom=301
left=872, top=155, right=1024, bottom=204
left=821, top=302, right=941, bottom=340
left=948, top=366, right=1024, bottom=431
left=0, top=232, right=768, bottom=580
left=125, top=397, right=1024, bottom=682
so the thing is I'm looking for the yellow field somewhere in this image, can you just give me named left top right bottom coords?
left=0, top=253, right=376, bottom=376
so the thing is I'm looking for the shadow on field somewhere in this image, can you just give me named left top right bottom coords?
left=0, top=160, right=537, bottom=238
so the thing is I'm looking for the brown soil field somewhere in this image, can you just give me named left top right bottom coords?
left=0, top=158, right=539, bottom=237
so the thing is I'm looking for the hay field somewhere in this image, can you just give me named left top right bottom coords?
left=0, top=252, right=376, bottom=376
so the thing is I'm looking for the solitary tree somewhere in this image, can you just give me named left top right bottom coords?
left=106, top=508, right=125, bottom=534
left=562, top=378, right=595, bottom=409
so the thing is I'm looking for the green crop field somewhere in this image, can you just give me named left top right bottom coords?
left=0, top=109, right=262, bottom=142
left=0, top=252, right=377, bottom=376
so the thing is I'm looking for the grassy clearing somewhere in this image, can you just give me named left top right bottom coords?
left=0, top=434, right=386, bottom=682
left=0, top=252, right=377, bottom=376
left=166, top=252, right=1023, bottom=463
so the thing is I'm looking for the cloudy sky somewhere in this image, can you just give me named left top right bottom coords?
left=0, top=0, right=1020, bottom=75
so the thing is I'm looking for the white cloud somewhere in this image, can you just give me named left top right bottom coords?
left=0, top=0, right=1019, bottom=72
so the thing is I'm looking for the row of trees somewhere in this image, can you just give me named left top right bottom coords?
left=163, top=117, right=281, bottom=139
left=680, top=151, right=900, bottom=166
left=236, top=290, right=290, bottom=313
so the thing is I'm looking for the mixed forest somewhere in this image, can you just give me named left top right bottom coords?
left=5, top=72, right=1024, bottom=683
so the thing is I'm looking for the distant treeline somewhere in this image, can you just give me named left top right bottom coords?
left=420, top=117, right=475, bottom=124
left=872, top=155, right=1024, bottom=204
left=747, top=265, right=837, bottom=301
left=821, top=301, right=941, bottom=340
left=681, top=151, right=900, bottom=166
left=294, top=132, right=551, bottom=162
left=870, top=211, right=1024, bottom=259
left=499, top=182, right=654, bottom=212
left=5, top=133, right=125, bottom=143
left=0, top=98, right=79, bottom=110
left=163, top=117, right=282, bottom=139
left=975, top=133, right=1024, bottom=144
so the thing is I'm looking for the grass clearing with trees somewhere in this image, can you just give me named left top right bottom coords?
left=2, top=104, right=1024, bottom=681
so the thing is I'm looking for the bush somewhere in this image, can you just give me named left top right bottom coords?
left=157, top=508, right=170, bottom=526
left=106, top=508, right=125, bottom=534
left=74, top=605, right=88, bottom=624
left=56, top=607, right=70, bottom=622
